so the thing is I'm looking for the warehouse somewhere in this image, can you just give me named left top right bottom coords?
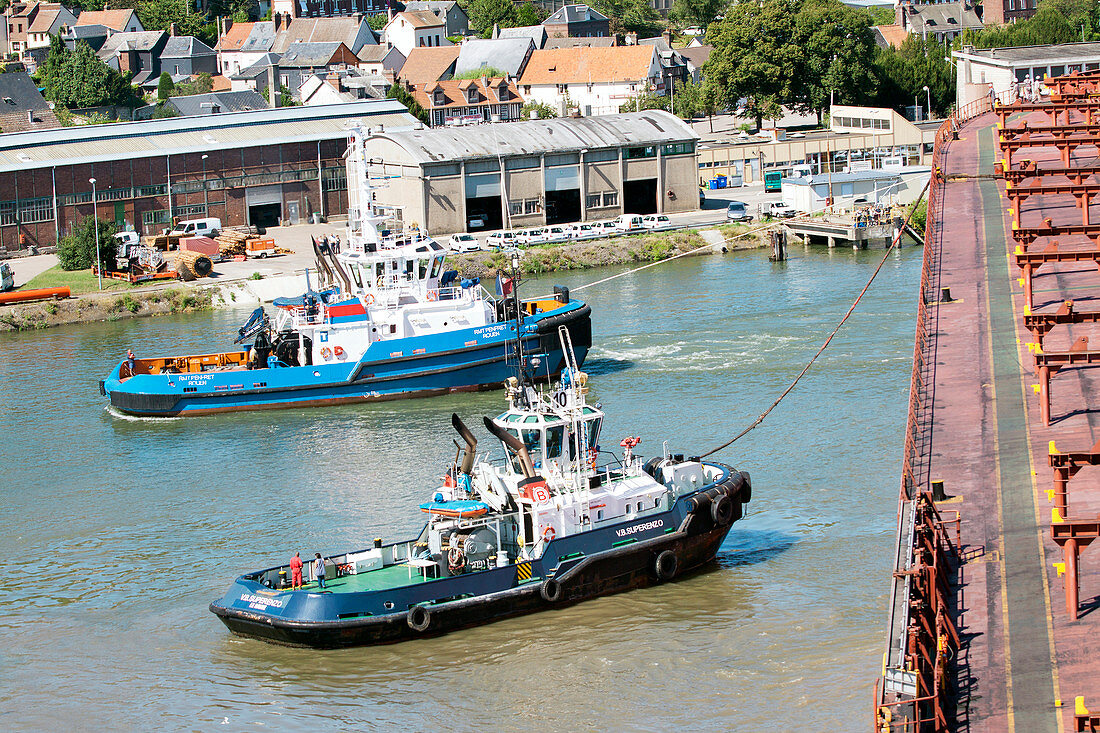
left=0, top=100, right=418, bottom=253
left=362, top=110, right=700, bottom=234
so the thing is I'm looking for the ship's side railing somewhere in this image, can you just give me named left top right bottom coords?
left=876, top=89, right=1014, bottom=732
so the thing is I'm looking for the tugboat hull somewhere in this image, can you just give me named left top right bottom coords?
left=210, top=466, right=748, bottom=648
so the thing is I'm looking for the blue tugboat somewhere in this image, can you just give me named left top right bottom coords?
left=102, top=129, right=590, bottom=417
left=209, top=328, right=751, bottom=648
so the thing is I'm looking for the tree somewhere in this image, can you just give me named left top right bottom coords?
left=367, top=13, right=388, bottom=30
left=57, top=216, right=118, bottom=272
left=41, top=35, right=68, bottom=95
left=869, top=37, right=953, bottom=117
left=172, top=72, right=214, bottom=96
left=520, top=100, right=557, bottom=119
left=515, top=2, right=546, bottom=26
left=468, top=0, right=518, bottom=36
left=388, top=83, right=429, bottom=124
left=792, top=0, right=877, bottom=119
left=42, top=38, right=142, bottom=108
left=591, top=0, right=664, bottom=37
left=107, top=0, right=218, bottom=46
left=669, top=0, right=728, bottom=30
left=705, top=0, right=801, bottom=128
left=619, top=89, right=670, bottom=114
left=277, top=85, right=300, bottom=107
left=454, top=67, right=508, bottom=79
left=157, top=71, right=174, bottom=102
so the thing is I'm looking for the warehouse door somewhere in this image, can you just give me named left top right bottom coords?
left=465, top=174, right=502, bottom=232
left=246, top=185, right=283, bottom=232
left=623, top=179, right=658, bottom=214
left=545, top=166, right=580, bottom=225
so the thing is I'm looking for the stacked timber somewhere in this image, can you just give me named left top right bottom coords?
left=174, top=250, right=213, bottom=281
left=215, top=230, right=250, bottom=257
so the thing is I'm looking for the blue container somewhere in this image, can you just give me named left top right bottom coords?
left=709, top=179, right=719, bottom=190
left=716, top=175, right=727, bottom=189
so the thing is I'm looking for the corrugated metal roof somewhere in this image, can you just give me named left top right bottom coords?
left=0, top=100, right=417, bottom=173
left=374, top=110, right=698, bottom=165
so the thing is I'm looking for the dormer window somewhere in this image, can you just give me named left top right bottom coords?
left=433, top=90, right=445, bottom=105
left=467, top=88, right=478, bottom=103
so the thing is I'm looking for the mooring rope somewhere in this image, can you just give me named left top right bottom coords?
left=698, top=180, right=931, bottom=458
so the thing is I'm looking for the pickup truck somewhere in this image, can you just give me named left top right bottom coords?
left=761, top=201, right=798, bottom=219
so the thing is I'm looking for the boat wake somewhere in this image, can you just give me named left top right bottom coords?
left=104, top=406, right=182, bottom=422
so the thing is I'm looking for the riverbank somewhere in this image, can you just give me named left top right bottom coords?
left=0, top=225, right=765, bottom=332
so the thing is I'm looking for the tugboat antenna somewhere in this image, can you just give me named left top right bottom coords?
left=508, top=250, right=531, bottom=403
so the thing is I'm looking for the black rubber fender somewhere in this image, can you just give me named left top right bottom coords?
left=712, top=494, right=734, bottom=525
left=654, top=550, right=678, bottom=581
left=540, top=577, right=563, bottom=603
left=407, top=604, right=432, bottom=632
left=642, top=457, right=663, bottom=479
left=687, top=492, right=712, bottom=514
left=740, top=471, right=752, bottom=503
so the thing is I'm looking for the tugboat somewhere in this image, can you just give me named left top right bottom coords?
left=101, top=128, right=591, bottom=416
left=209, top=325, right=751, bottom=648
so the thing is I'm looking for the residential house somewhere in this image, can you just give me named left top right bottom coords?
left=981, top=0, right=1039, bottom=24
left=384, top=11, right=449, bottom=57
left=0, top=70, right=60, bottom=132
left=873, top=24, right=908, bottom=50
left=411, top=76, right=523, bottom=127
left=542, top=4, right=610, bottom=38
left=270, top=14, right=377, bottom=56
left=229, top=51, right=280, bottom=93
left=301, top=67, right=389, bottom=105
left=543, top=36, right=614, bottom=50
left=235, top=42, right=359, bottom=100
left=396, top=45, right=459, bottom=84
left=637, top=34, right=688, bottom=91
left=75, top=8, right=144, bottom=34
left=896, top=1, right=982, bottom=43
left=215, top=20, right=276, bottom=77
left=161, top=35, right=218, bottom=79
left=356, top=44, right=405, bottom=78
left=97, top=30, right=168, bottom=89
left=6, top=2, right=75, bottom=57
left=678, top=44, right=711, bottom=84
left=518, top=45, right=661, bottom=117
left=24, top=3, right=76, bottom=54
left=497, top=25, right=546, bottom=49
left=403, top=1, right=469, bottom=39
left=454, top=38, right=533, bottom=79
left=60, top=23, right=110, bottom=53
left=271, top=0, right=388, bottom=20
left=167, top=90, right=269, bottom=116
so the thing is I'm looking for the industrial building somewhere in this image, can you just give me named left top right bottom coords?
left=953, top=42, right=1100, bottom=107
left=363, top=110, right=700, bottom=234
left=0, top=100, right=418, bottom=254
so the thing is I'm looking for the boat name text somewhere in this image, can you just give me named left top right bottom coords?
left=240, top=593, right=286, bottom=610
left=473, top=324, right=508, bottom=338
left=615, top=519, right=664, bottom=538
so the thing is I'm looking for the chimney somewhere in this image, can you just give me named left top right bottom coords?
left=168, top=22, right=176, bottom=36
left=268, top=64, right=278, bottom=107
left=626, top=31, right=637, bottom=45
left=662, top=29, right=671, bottom=46
left=26, top=109, right=34, bottom=124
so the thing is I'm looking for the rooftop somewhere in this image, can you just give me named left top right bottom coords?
left=279, top=41, right=348, bottom=67
left=74, top=9, right=136, bottom=32
left=97, top=31, right=165, bottom=56
left=0, top=100, right=417, bottom=173
left=271, top=17, right=374, bottom=54
left=955, top=41, right=1100, bottom=65
left=391, top=10, right=445, bottom=29
left=397, top=45, right=460, bottom=84
left=373, top=109, right=697, bottom=164
left=166, top=90, right=269, bottom=116
left=455, top=38, right=533, bottom=77
left=519, top=46, right=656, bottom=85
left=544, top=4, right=610, bottom=24
left=162, top=35, right=216, bottom=58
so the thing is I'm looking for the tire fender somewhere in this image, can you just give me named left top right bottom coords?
left=712, top=494, right=734, bottom=525
left=654, top=550, right=678, bottom=581
left=540, top=577, right=563, bottom=603
left=407, top=604, right=432, bottom=632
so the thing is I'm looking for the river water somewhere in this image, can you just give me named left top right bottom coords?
left=0, top=245, right=918, bottom=731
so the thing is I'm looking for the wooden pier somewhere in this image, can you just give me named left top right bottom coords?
left=783, top=217, right=896, bottom=249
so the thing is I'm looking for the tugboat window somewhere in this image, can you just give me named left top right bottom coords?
left=545, top=425, right=564, bottom=458
left=418, top=259, right=429, bottom=279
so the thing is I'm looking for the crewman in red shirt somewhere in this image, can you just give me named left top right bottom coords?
left=290, top=551, right=304, bottom=590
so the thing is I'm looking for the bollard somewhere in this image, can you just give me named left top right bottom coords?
left=931, top=479, right=947, bottom=502
left=941, top=287, right=953, bottom=303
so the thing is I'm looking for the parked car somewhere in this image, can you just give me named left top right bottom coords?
left=542, top=225, right=569, bottom=243
left=565, top=222, right=602, bottom=240
left=613, top=214, right=645, bottom=233
left=760, top=201, right=797, bottom=219
left=642, top=214, right=674, bottom=230
left=448, top=233, right=481, bottom=252
left=467, top=214, right=488, bottom=229
left=726, top=201, right=753, bottom=222
left=515, top=228, right=545, bottom=245
left=169, top=217, right=221, bottom=238
left=486, top=231, right=517, bottom=249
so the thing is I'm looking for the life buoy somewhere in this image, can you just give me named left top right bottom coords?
left=426, top=290, right=438, bottom=301
left=448, top=545, right=466, bottom=572
left=587, top=448, right=599, bottom=470
left=363, top=293, right=375, bottom=306
left=542, top=525, right=556, bottom=542
left=320, top=346, right=332, bottom=360
left=333, top=345, right=345, bottom=358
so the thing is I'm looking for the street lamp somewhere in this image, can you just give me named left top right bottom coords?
left=89, top=177, right=101, bottom=290
left=201, top=154, right=208, bottom=213
left=922, top=85, right=931, bottom=119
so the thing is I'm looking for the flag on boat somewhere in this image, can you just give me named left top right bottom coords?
left=496, top=274, right=513, bottom=297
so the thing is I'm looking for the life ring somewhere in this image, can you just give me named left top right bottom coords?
left=333, top=345, right=345, bottom=358
left=320, top=346, right=332, bottom=360
left=407, top=605, right=432, bottom=632
left=587, top=448, right=599, bottom=470
left=426, top=290, right=438, bottom=301
left=654, top=550, right=678, bottom=581
left=363, top=293, right=375, bottom=306
left=448, top=545, right=466, bottom=572
left=542, top=525, right=556, bottom=543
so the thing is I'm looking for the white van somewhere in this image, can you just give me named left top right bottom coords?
left=170, top=217, right=222, bottom=238
left=614, top=214, right=644, bottom=232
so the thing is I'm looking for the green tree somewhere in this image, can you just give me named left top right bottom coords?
left=793, top=0, right=878, bottom=119
left=869, top=37, right=953, bottom=116
left=865, top=5, right=894, bottom=26
left=388, top=83, right=429, bottom=124
left=106, top=0, right=218, bottom=46
left=705, top=0, right=801, bottom=128
left=157, top=71, right=174, bottom=102
left=515, top=2, right=546, bottom=25
left=618, top=89, right=671, bottom=113
left=367, top=13, right=388, bottom=30
left=57, top=216, right=118, bottom=272
left=172, top=72, right=214, bottom=96
left=591, top=0, right=664, bottom=36
left=468, top=0, right=518, bottom=36
left=41, top=34, right=68, bottom=95
left=277, top=85, right=300, bottom=107
left=669, top=0, right=728, bottom=30
left=454, top=67, right=508, bottom=79
left=520, top=100, right=557, bottom=119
